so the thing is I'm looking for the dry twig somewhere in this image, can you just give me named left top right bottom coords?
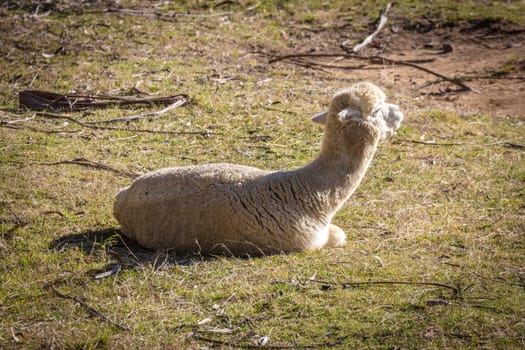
left=269, top=53, right=473, bottom=92
left=1, top=111, right=214, bottom=137
left=350, top=2, right=391, bottom=52
left=19, top=90, right=188, bottom=112
left=3, top=93, right=213, bottom=136
left=50, top=285, right=130, bottom=331
left=303, top=279, right=461, bottom=295
left=396, top=139, right=525, bottom=149
left=9, top=157, right=139, bottom=178
left=193, top=333, right=349, bottom=349
left=83, top=97, right=187, bottom=124
left=0, top=123, right=79, bottom=134
left=89, top=7, right=234, bottom=21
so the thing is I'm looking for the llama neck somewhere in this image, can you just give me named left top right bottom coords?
left=304, top=121, right=380, bottom=217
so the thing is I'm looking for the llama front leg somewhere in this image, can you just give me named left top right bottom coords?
left=325, top=224, right=347, bottom=248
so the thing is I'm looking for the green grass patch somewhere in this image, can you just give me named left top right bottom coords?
left=1, top=1, right=524, bottom=349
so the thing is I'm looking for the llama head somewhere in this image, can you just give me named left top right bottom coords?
left=312, top=82, right=403, bottom=140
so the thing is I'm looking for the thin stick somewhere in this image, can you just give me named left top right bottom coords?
left=344, top=280, right=458, bottom=292
left=19, top=90, right=188, bottom=111
left=29, top=112, right=214, bottom=136
left=107, top=7, right=234, bottom=18
left=351, top=3, right=391, bottom=52
left=50, top=286, right=130, bottom=331
left=417, top=75, right=525, bottom=91
left=9, top=158, right=139, bottom=178
left=2, top=122, right=214, bottom=136
left=269, top=53, right=473, bottom=92
left=83, top=97, right=187, bottom=125
left=0, top=123, right=79, bottom=134
left=193, top=334, right=348, bottom=349
left=309, top=279, right=460, bottom=294
left=459, top=75, right=525, bottom=81
left=1, top=114, right=36, bottom=124
left=397, top=139, right=525, bottom=149
left=268, top=52, right=434, bottom=64
left=88, top=7, right=234, bottom=21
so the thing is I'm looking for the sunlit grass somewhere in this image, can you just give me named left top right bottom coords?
left=1, top=1, right=524, bottom=349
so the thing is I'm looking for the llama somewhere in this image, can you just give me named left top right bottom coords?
left=113, top=82, right=403, bottom=256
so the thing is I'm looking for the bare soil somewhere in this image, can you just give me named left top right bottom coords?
left=269, top=21, right=525, bottom=118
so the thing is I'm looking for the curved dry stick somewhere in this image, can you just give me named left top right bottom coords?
left=268, top=52, right=434, bottom=64
left=50, top=286, right=130, bottom=331
left=8, top=158, right=139, bottom=178
left=308, top=279, right=460, bottom=294
left=83, top=97, right=188, bottom=125
left=269, top=53, right=473, bottom=92
left=341, top=280, right=459, bottom=293
left=19, top=90, right=188, bottom=111
left=352, top=2, right=391, bottom=52
left=396, top=139, right=524, bottom=149
left=193, top=334, right=349, bottom=349
left=32, top=112, right=215, bottom=136
left=104, top=7, right=234, bottom=19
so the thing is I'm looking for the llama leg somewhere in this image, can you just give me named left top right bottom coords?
left=325, top=224, right=347, bottom=248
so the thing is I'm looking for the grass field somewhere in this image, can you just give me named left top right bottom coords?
left=1, top=1, right=524, bottom=349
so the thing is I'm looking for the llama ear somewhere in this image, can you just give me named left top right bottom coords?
left=385, top=103, right=404, bottom=130
left=337, top=106, right=362, bottom=123
left=369, top=102, right=404, bottom=138
left=312, top=111, right=328, bottom=125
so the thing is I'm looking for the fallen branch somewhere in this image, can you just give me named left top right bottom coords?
left=342, top=280, right=459, bottom=293
left=396, top=139, right=525, bottom=149
left=268, top=52, right=434, bottom=65
left=9, top=158, right=139, bottom=178
left=0, top=123, right=79, bottom=134
left=416, top=75, right=525, bottom=90
left=1, top=111, right=215, bottom=137
left=0, top=114, right=36, bottom=124
left=269, top=53, right=473, bottom=92
left=350, top=3, right=391, bottom=52
left=108, top=7, right=233, bottom=18
left=85, top=7, right=233, bottom=21
left=193, top=333, right=349, bottom=349
left=306, top=279, right=461, bottom=295
left=82, top=96, right=188, bottom=124
left=460, top=75, right=525, bottom=81
left=42, top=210, right=66, bottom=218
left=19, top=90, right=188, bottom=112
left=281, top=60, right=368, bottom=71
left=2, top=121, right=215, bottom=137
left=50, top=285, right=130, bottom=331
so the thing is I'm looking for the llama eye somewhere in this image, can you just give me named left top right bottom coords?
left=371, top=103, right=388, bottom=118
left=337, top=106, right=362, bottom=122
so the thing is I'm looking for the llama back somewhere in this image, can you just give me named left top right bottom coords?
left=113, top=163, right=329, bottom=255
left=113, top=163, right=273, bottom=252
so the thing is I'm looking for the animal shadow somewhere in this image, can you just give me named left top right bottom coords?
left=49, top=228, right=206, bottom=271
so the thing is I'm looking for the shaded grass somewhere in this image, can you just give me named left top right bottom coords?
left=1, top=1, right=525, bottom=349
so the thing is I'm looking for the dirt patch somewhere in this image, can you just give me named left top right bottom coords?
left=2, top=3, right=524, bottom=118
left=382, top=25, right=525, bottom=118
left=268, top=21, right=525, bottom=118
